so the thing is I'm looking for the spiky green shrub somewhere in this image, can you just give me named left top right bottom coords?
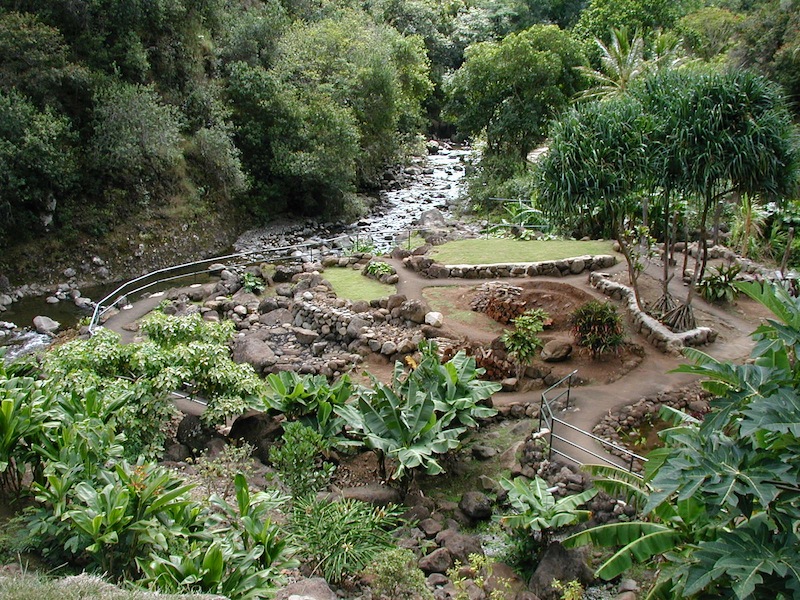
left=570, top=300, right=625, bottom=357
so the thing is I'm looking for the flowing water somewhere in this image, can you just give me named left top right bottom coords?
left=1, top=144, right=471, bottom=359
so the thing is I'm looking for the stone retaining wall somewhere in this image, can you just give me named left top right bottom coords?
left=403, top=254, right=618, bottom=279
left=589, top=272, right=717, bottom=353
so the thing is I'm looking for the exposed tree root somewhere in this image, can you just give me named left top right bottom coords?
left=662, top=302, right=696, bottom=332
left=650, top=293, right=677, bottom=319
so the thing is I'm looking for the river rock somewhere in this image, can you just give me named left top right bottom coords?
left=529, top=542, right=593, bottom=600
left=417, top=208, right=446, bottom=228
left=419, top=547, right=453, bottom=574
left=425, top=311, right=444, bottom=327
left=400, top=299, right=428, bottom=323
left=459, top=491, right=492, bottom=521
left=33, top=315, right=60, bottom=334
left=275, top=578, right=336, bottom=600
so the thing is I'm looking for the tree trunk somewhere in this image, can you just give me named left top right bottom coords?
left=616, top=232, right=645, bottom=311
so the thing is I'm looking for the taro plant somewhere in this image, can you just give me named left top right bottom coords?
left=363, top=260, right=395, bottom=278
left=570, top=300, right=625, bottom=357
left=501, top=309, right=549, bottom=378
left=269, top=422, right=335, bottom=499
left=290, top=496, right=401, bottom=584
left=241, top=271, right=266, bottom=294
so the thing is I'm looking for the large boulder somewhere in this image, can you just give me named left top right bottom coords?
left=274, top=577, right=336, bottom=600
left=335, top=484, right=402, bottom=506
left=231, top=330, right=277, bottom=373
left=176, top=415, right=219, bottom=454
left=459, top=491, right=492, bottom=521
left=436, top=529, right=484, bottom=564
left=416, top=208, right=446, bottom=228
left=529, top=542, right=593, bottom=600
left=228, top=412, right=284, bottom=463
left=400, top=299, right=428, bottom=324
left=33, top=315, right=60, bottom=335
left=540, top=340, right=572, bottom=363
left=419, top=547, right=453, bottom=574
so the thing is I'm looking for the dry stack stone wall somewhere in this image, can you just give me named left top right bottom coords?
left=403, top=254, right=618, bottom=279
left=589, top=272, right=717, bottom=353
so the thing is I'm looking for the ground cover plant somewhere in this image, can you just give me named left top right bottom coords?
left=429, top=239, right=615, bottom=265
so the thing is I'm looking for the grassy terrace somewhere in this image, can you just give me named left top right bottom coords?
left=429, top=238, right=616, bottom=265
left=322, top=266, right=396, bottom=301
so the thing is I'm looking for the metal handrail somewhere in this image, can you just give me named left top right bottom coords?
left=88, top=227, right=420, bottom=333
left=538, top=369, right=646, bottom=475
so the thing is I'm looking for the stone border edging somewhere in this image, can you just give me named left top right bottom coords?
left=588, top=272, right=717, bottom=353
left=402, top=254, right=618, bottom=279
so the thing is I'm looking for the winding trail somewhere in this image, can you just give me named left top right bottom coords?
left=102, top=251, right=758, bottom=469
left=386, top=253, right=757, bottom=468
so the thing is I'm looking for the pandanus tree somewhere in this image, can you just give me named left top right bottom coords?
left=537, top=95, right=653, bottom=310
left=653, top=69, right=798, bottom=331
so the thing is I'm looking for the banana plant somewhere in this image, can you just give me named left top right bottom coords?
left=399, top=343, right=500, bottom=428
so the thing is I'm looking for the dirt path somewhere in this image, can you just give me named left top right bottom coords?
left=102, top=252, right=759, bottom=470
left=385, top=254, right=758, bottom=468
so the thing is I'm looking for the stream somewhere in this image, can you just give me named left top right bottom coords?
left=1, top=143, right=472, bottom=360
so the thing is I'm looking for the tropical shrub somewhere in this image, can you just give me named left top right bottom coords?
left=290, top=497, right=402, bottom=584
left=269, top=422, right=335, bottom=499
left=565, top=281, right=800, bottom=598
left=363, top=548, right=434, bottom=600
left=45, top=316, right=268, bottom=435
left=697, top=262, right=742, bottom=304
left=570, top=301, right=625, bottom=357
left=501, top=309, right=549, bottom=377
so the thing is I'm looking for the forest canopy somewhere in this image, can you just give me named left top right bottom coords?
left=0, top=0, right=797, bottom=249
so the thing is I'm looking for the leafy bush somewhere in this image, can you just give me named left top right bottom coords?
left=364, top=260, right=395, bottom=277
left=350, top=238, right=376, bottom=254
left=502, top=309, right=549, bottom=377
left=697, top=262, right=742, bottom=304
left=194, top=441, right=258, bottom=500
left=290, top=497, right=402, bottom=584
left=363, top=548, right=434, bottom=600
left=269, top=422, right=335, bottom=499
left=241, top=271, right=266, bottom=294
left=570, top=300, right=625, bottom=357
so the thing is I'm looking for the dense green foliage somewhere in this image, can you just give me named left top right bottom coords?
left=567, top=281, right=800, bottom=597
left=570, top=301, right=625, bottom=357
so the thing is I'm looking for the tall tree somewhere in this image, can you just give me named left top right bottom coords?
left=445, top=24, right=586, bottom=160
left=537, top=96, right=652, bottom=309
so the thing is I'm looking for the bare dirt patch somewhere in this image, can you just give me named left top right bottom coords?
left=424, top=281, right=644, bottom=387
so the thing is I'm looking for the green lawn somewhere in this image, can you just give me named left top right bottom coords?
left=322, top=266, right=396, bottom=301
left=430, top=238, right=616, bottom=265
